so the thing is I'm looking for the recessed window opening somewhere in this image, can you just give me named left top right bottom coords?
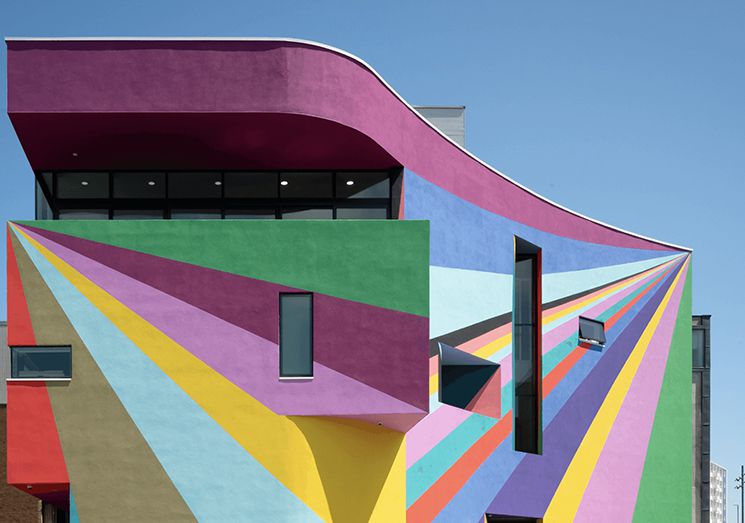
left=42, top=170, right=398, bottom=220
left=578, top=316, right=606, bottom=347
left=11, top=346, right=72, bottom=379
left=513, top=236, right=542, bottom=455
left=279, top=293, right=313, bottom=378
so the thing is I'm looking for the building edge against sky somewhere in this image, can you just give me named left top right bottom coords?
left=5, top=38, right=693, bottom=522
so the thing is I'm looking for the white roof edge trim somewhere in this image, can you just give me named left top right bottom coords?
left=5, top=36, right=691, bottom=252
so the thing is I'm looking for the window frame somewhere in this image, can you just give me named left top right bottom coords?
left=512, top=236, right=542, bottom=455
left=278, top=292, right=314, bottom=379
left=36, top=169, right=399, bottom=221
left=9, top=345, right=73, bottom=381
left=578, top=316, right=606, bottom=347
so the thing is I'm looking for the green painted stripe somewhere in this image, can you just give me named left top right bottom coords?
left=632, top=262, right=692, bottom=522
left=19, top=220, right=429, bottom=316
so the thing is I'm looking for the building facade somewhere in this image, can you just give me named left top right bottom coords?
left=710, top=462, right=726, bottom=523
left=5, top=38, right=693, bottom=522
left=693, top=315, right=712, bottom=523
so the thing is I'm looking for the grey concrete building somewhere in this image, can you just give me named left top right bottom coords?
left=693, top=315, right=712, bottom=523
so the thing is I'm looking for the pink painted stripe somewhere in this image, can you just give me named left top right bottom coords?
left=499, top=263, right=670, bottom=385
left=406, top=405, right=473, bottom=468
left=20, top=225, right=424, bottom=418
left=573, top=260, right=689, bottom=522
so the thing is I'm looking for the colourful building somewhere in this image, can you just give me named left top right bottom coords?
left=4, top=38, right=692, bottom=522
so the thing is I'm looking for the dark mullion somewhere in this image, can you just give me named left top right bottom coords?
left=108, top=171, right=114, bottom=220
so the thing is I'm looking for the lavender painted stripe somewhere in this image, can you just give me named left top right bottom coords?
left=574, top=262, right=689, bottom=522
left=22, top=224, right=429, bottom=410
left=498, top=264, right=665, bottom=385
left=407, top=406, right=473, bottom=468
left=20, top=225, right=425, bottom=417
left=485, top=261, right=682, bottom=517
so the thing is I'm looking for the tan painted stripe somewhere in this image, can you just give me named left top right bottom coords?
left=11, top=233, right=197, bottom=522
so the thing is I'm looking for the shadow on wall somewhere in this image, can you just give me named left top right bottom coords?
left=289, top=416, right=405, bottom=522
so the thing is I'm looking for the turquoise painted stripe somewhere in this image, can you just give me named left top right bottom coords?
left=69, top=492, right=79, bottom=523
left=430, top=254, right=678, bottom=339
left=411, top=262, right=672, bottom=507
left=14, top=230, right=322, bottom=523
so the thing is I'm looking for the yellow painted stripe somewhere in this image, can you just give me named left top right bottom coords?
left=14, top=225, right=406, bottom=523
left=427, top=261, right=674, bottom=396
left=542, top=257, right=688, bottom=522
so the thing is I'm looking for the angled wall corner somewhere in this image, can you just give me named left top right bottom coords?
left=438, top=342, right=501, bottom=419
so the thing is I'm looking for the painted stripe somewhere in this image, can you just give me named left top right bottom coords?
left=12, top=226, right=325, bottom=522
left=20, top=224, right=423, bottom=418
left=416, top=259, right=680, bottom=520
left=430, top=254, right=677, bottom=338
left=574, top=260, right=689, bottom=521
left=6, top=227, right=36, bottom=345
left=412, top=259, right=675, bottom=480
left=542, top=258, right=689, bottom=522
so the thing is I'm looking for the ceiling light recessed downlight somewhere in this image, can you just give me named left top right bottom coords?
left=280, top=180, right=289, bottom=186
left=346, top=180, right=354, bottom=186
left=80, top=181, right=89, bottom=186
left=147, top=181, right=156, bottom=186
left=214, top=181, right=222, bottom=186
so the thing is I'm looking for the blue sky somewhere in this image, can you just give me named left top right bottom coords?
left=2, top=0, right=743, bottom=504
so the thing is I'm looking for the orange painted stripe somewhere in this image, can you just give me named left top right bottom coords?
left=409, top=344, right=589, bottom=521
left=7, top=225, right=36, bottom=345
left=605, top=264, right=675, bottom=331
left=408, top=260, right=682, bottom=520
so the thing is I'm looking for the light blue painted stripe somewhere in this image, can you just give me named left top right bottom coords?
left=431, top=264, right=677, bottom=521
left=431, top=254, right=679, bottom=338
left=14, top=230, right=322, bottom=523
left=410, top=266, right=671, bottom=510
left=405, top=170, right=683, bottom=274
left=428, top=260, right=671, bottom=412
left=69, top=492, right=79, bottom=523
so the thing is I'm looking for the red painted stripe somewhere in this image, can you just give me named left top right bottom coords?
left=7, top=225, right=36, bottom=345
left=408, top=345, right=586, bottom=522
left=408, top=262, right=678, bottom=520
left=7, top=382, right=69, bottom=493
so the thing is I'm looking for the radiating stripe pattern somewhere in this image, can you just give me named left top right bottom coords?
left=403, top=169, right=692, bottom=523
left=6, top=170, right=691, bottom=522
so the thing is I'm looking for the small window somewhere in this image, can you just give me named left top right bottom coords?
left=513, top=236, right=542, bottom=454
left=57, top=172, right=109, bottom=199
left=279, top=294, right=313, bottom=378
left=113, top=210, right=164, bottom=220
left=336, top=172, right=390, bottom=199
left=281, top=207, right=333, bottom=220
left=279, top=172, right=332, bottom=199
left=170, top=210, right=221, bottom=220
left=225, top=209, right=277, bottom=220
left=169, top=172, right=222, bottom=199
left=225, top=172, right=278, bottom=198
left=336, top=207, right=389, bottom=219
left=113, top=172, right=166, bottom=199
left=439, top=342, right=501, bottom=418
left=58, top=209, right=109, bottom=220
left=578, top=317, right=606, bottom=347
left=11, top=346, right=72, bottom=379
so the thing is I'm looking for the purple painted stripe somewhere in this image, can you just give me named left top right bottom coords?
left=574, top=261, right=689, bottom=522
left=22, top=224, right=429, bottom=410
left=20, top=225, right=426, bottom=419
left=407, top=406, right=473, bottom=468
left=485, top=259, right=682, bottom=518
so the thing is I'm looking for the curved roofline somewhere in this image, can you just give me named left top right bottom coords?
left=5, top=36, right=691, bottom=252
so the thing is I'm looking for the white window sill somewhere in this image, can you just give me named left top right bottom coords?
left=278, top=376, right=314, bottom=381
left=7, top=378, right=72, bottom=382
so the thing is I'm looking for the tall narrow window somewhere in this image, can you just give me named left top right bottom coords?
left=513, top=237, right=542, bottom=454
left=279, top=294, right=313, bottom=378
